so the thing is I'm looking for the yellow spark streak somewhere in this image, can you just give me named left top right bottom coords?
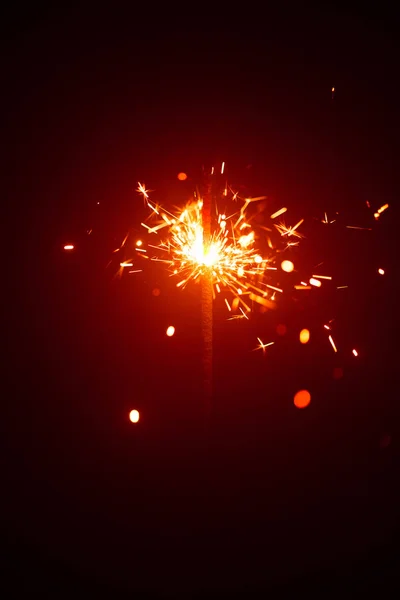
left=295, top=285, right=312, bottom=290
left=337, top=285, right=348, bottom=289
left=137, top=182, right=151, bottom=203
left=328, top=335, right=337, bottom=352
left=274, top=219, right=304, bottom=238
left=346, top=226, right=372, bottom=231
left=224, top=298, right=231, bottom=311
left=322, top=212, right=336, bottom=224
left=120, top=262, right=133, bottom=267
left=221, top=161, right=225, bottom=174
left=254, top=338, right=274, bottom=354
left=266, top=284, right=283, bottom=293
left=311, top=274, right=332, bottom=280
left=270, top=207, right=287, bottom=219
left=376, top=203, right=389, bottom=216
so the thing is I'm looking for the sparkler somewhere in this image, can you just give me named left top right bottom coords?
left=117, top=163, right=390, bottom=413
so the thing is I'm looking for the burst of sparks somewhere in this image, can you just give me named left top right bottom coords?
left=120, top=165, right=386, bottom=368
left=134, top=179, right=307, bottom=313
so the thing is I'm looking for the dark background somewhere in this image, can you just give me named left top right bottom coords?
left=3, top=6, right=400, bottom=597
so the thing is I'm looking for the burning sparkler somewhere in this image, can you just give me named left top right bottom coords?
left=112, top=163, right=390, bottom=412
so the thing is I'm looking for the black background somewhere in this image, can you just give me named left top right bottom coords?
left=3, top=6, right=400, bottom=597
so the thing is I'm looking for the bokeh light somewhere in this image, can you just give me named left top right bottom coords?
left=152, top=288, right=161, bottom=296
left=281, top=260, right=294, bottom=273
left=378, top=268, right=384, bottom=275
left=333, top=367, right=344, bottom=379
left=136, top=239, right=143, bottom=247
left=276, top=324, right=287, bottom=336
left=129, top=409, right=140, bottom=423
left=299, top=328, right=310, bottom=344
left=177, top=172, right=187, bottom=181
left=293, top=389, right=311, bottom=409
left=166, top=326, right=175, bottom=337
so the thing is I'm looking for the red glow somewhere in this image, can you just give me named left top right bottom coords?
left=333, top=367, right=344, bottom=379
left=177, top=172, right=187, bottom=181
left=276, top=324, right=287, bottom=336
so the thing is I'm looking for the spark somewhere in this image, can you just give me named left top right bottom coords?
left=352, top=349, right=358, bottom=357
left=120, top=262, right=133, bottom=267
left=374, top=203, right=389, bottom=220
left=328, top=335, right=338, bottom=353
left=346, top=226, right=372, bottom=231
left=221, top=161, right=225, bottom=174
left=63, top=244, right=74, bottom=250
left=270, top=207, right=287, bottom=219
left=321, top=212, right=336, bottom=224
left=311, top=274, right=332, bottom=280
left=274, top=219, right=304, bottom=238
left=254, top=338, right=274, bottom=354
left=166, top=326, right=175, bottom=337
left=137, top=182, right=151, bottom=203
left=378, top=268, right=385, bottom=275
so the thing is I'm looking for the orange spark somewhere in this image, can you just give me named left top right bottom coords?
left=270, top=207, right=287, bottom=219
